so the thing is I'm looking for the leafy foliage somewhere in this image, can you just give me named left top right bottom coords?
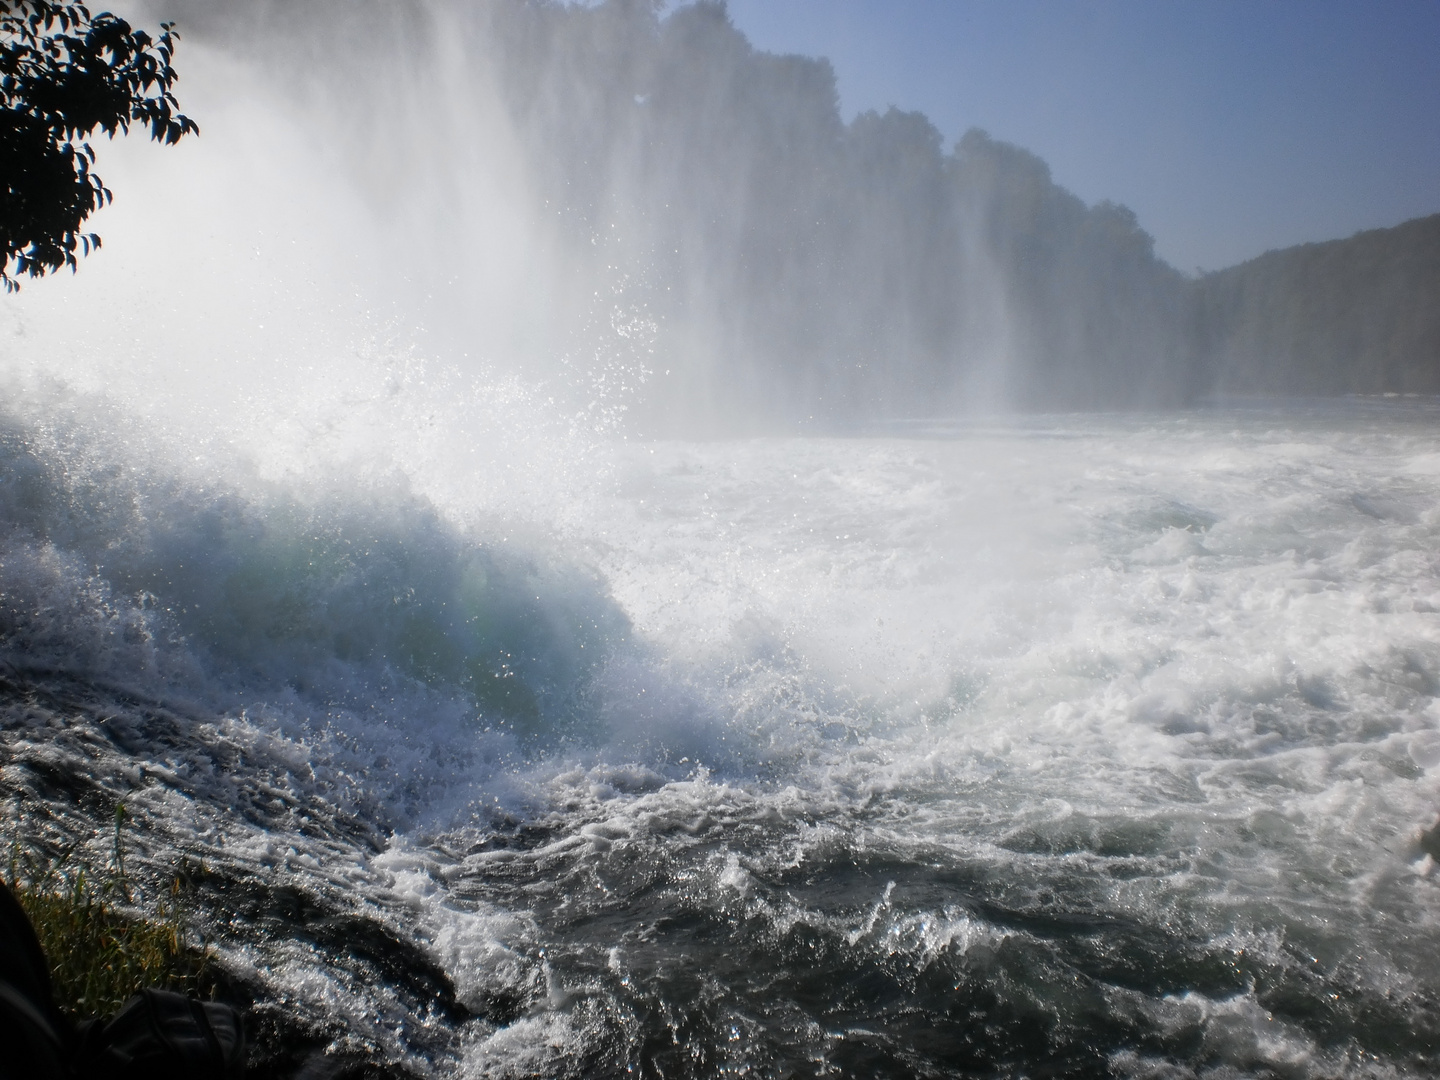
left=0, top=0, right=196, bottom=290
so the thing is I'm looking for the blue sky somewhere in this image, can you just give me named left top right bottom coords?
left=721, top=0, right=1440, bottom=273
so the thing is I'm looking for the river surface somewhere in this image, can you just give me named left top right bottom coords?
left=3, top=398, right=1440, bottom=1078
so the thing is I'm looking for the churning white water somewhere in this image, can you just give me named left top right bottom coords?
left=4, top=378, right=1440, bottom=1077
left=486, top=405, right=1440, bottom=1078
left=2, top=6, right=1439, bottom=1076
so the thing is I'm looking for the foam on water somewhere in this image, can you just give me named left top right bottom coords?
left=7, top=374, right=1439, bottom=1075
left=0, top=13, right=1437, bottom=1071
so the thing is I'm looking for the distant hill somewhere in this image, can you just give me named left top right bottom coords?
left=442, top=0, right=1440, bottom=419
left=1192, top=214, right=1440, bottom=397
left=188, top=0, right=1440, bottom=424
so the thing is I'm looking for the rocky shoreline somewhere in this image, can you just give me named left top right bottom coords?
left=0, top=669, right=485, bottom=1079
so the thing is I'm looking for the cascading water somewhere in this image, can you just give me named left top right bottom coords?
left=3, top=4, right=1439, bottom=1078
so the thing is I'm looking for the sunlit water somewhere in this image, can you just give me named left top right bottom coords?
left=4, top=389, right=1440, bottom=1078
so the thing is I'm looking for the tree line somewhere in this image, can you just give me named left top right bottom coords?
left=467, top=0, right=1439, bottom=424
left=6, top=0, right=1435, bottom=424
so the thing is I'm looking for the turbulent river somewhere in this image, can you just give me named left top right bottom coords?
left=3, top=389, right=1440, bottom=1078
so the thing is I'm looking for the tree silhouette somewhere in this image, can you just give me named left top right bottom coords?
left=1, top=0, right=196, bottom=291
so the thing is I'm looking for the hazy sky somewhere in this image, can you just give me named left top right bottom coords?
left=722, top=0, right=1440, bottom=273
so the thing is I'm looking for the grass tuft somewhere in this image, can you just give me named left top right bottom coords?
left=5, top=803, right=215, bottom=1019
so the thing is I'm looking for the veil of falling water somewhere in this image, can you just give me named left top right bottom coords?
left=2, top=3, right=1440, bottom=1078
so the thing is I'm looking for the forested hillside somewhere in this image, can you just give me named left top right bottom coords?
left=467, top=0, right=1204, bottom=423
left=1193, top=214, right=1440, bottom=398
left=177, top=0, right=1440, bottom=424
